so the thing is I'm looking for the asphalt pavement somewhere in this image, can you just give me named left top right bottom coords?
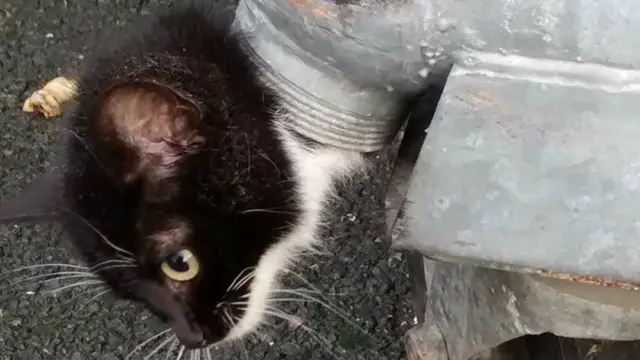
left=0, top=1, right=414, bottom=359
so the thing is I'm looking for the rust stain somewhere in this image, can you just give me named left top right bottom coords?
left=289, top=0, right=336, bottom=18
left=537, top=269, right=640, bottom=292
left=452, top=91, right=501, bottom=111
left=467, top=91, right=499, bottom=107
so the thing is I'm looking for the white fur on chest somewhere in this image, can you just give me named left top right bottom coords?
left=225, top=116, right=364, bottom=340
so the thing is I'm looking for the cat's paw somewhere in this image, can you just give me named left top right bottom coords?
left=23, top=76, right=78, bottom=119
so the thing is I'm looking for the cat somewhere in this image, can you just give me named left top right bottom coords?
left=0, top=0, right=364, bottom=351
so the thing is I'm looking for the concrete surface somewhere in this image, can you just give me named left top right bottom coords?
left=0, top=0, right=414, bottom=359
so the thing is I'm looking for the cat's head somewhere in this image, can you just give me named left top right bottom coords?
left=0, top=46, right=301, bottom=349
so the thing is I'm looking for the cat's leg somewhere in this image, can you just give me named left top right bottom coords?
left=22, top=75, right=79, bottom=119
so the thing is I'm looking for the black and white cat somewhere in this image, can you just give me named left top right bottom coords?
left=0, top=0, right=364, bottom=350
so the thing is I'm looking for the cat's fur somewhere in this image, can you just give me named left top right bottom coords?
left=0, top=0, right=363, bottom=349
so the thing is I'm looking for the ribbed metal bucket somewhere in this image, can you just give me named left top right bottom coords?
left=232, top=0, right=433, bottom=152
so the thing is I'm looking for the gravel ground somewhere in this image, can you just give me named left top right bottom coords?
left=0, top=1, right=414, bottom=359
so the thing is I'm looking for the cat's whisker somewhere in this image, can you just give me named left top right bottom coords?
left=81, top=288, right=112, bottom=308
left=267, top=295, right=360, bottom=328
left=61, top=209, right=134, bottom=257
left=235, top=305, right=249, bottom=314
left=1, top=271, right=98, bottom=292
left=226, top=267, right=255, bottom=293
left=164, top=338, right=179, bottom=360
left=117, top=253, right=137, bottom=262
left=14, top=270, right=95, bottom=282
left=205, top=348, right=213, bottom=360
left=268, top=289, right=368, bottom=336
left=143, top=334, right=175, bottom=360
left=229, top=301, right=248, bottom=307
left=239, top=208, right=294, bottom=215
left=62, top=285, right=111, bottom=306
left=125, top=328, right=172, bottom=360
left=262, top=306, right=341, bottom=358
left=0, top=263, right=89, bottom=278
left=31, top=273, right=99, bottom=288
left=90, top=258, right=136, bottom=272
left=231, top=269, right=256, bottom=292
left=46, top=279, right=104, bottom=295
left=286, top=288, right=348, bottom=297
left=64, top=128, right=113, bottom=179
left=222, top=308, right=235, bottom=329
left=176, top=346, right=186, bottom=360
left=93, top=263, right=138, bottom=273
left=221, top=312, right=232, bottom=329
left=283, top=268, right=341, bottom=300
left=269, top=288, right=335, bottom=298
left=256, top=149, right=281, bottom=176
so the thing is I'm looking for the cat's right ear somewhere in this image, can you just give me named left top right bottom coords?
left=94, top=81, right=204, bottom=184
left=0, top=170, right=63, bottom=224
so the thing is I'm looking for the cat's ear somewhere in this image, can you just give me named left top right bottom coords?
left=0, top=170, right=63, bottom=224
left=95, top=82, right=205, bottom=183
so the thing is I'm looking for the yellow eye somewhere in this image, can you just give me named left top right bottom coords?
left=161, top=249, right=200, bottom=281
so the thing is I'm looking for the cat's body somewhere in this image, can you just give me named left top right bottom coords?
left=0, top=0, right=363, bottom=349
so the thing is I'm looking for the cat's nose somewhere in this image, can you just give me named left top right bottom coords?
left=135, top=283, right=208, bottom=348
left=174, top=324, right=206, bottom=349
left=169, top=316, right=206, bottom=349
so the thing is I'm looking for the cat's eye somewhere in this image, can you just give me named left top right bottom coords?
left=161, top=249, right=200, bottom=281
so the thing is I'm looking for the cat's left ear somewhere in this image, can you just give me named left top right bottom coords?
left=0, top=170, right=63, bottom=224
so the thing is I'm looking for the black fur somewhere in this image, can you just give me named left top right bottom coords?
left=6, top=0, right=301, bottom=348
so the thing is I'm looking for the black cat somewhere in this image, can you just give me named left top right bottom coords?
left=0, top=0, right=363, bottom=350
